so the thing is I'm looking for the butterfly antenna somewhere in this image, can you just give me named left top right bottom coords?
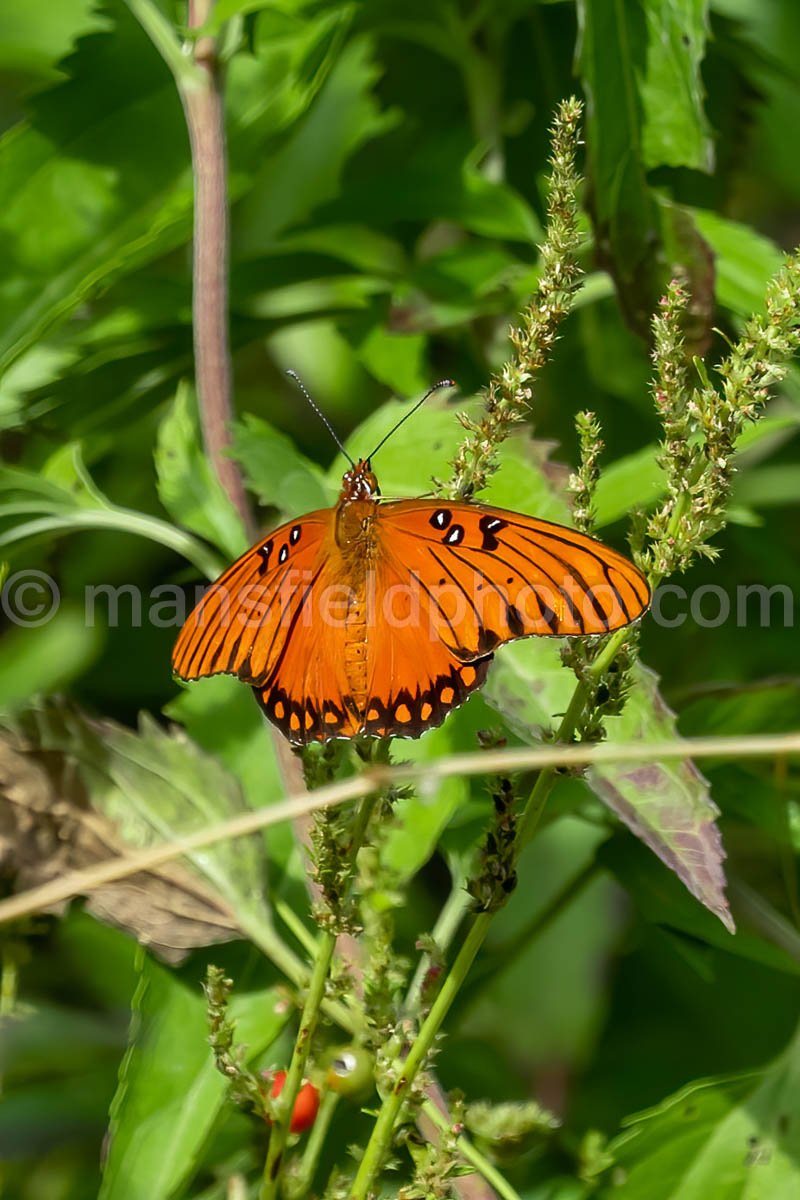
left=286, top=370, right=355, bottom=466
left=367, top=379, right=456, bottom=461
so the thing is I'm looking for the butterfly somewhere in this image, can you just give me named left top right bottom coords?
left=172, top=392, right=650, bottom=746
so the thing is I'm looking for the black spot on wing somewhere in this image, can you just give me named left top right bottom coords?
left=257, top=540, right=273, bottom=574
left=430, top=509, right=452, bottom=531
left=478, top=513, right=507, bottom=551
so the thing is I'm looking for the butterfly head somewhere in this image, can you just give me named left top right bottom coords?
left=340, top=458, right=380, bottom=502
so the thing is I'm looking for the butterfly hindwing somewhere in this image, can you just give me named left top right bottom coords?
left=360, top=555, right=494, bottom=739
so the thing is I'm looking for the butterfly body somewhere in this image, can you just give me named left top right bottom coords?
left=172, top=459, right=650, bottom=745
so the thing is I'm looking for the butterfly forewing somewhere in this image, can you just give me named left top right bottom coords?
left=376, top=500, right=650, bottom=658
left=171, top=511, right=331, bottom=685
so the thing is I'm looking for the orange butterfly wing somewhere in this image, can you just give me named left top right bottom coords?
left=173, top=488, right=649, bottom=747
left=172, top=509, right=370, bottom=742
left=171, top=509, right=328, bottom=685
left=355, top=551, right=493, bottom=739
left=374, top=499, right=650, bottom=659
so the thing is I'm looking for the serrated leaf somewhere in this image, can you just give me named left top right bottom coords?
left=0, top=2, right=348, bottom=374
left=100, top=953, right=288, bottom=1200
left=0, top=724, right=240, bottom=962
left=0, top=0, right=107, bottom=91
left=155, top=383, right=247, bottom=560
left=590, top=664, right=733, bottom=932
left=597, top=834, right=798, bottom=975
left=14, top=702, right=275, bottom=948
left=231, top=413, right=331, bottom=517
left=576, top=2, right=714, bottom=344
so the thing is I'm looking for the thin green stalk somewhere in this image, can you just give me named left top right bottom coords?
left=1, top=942, right=19, bottom=1018
left=404, top=873, right=471, bottom=1014
left=261, top=930, right=336, bottom=1199
left=241, top=920, right=353, bottom=1036
left=124, top=0, right=202, bottom=87
left=261, top=793, right=378, bottom=1197
left=460, top=860, right=600, bottom=1002
left=275, top=899, right=320, bottom=960
left=286, top=1089, right=340, bottom=1200
left=350, top=912, right=492, bottom=1200
left=421, top=1099, right=522, bottom=1200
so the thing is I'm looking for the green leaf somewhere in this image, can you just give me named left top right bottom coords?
left=0, top=7, right=191, bottom=374
left=275, top=223, right=407, bottom=277
left=0, top=2, right=349, bottom=375
left=482, top=638, right=582, bottom=741
left=594, top=415, right=800, bottom=526
left=593, top=445, right=664, bottom=526
left=155, top=382, right=248, bottom=560
left=231, top=413, right=331, bottom=517
left=100, top=953, right=288, bottom=1200
left=20, top=702, right=275, bottom=949
left=576, top=0, right=659, bottom=292
left=692, top=209, right=784, bottom=317
left=591, top=664, right=733, bottom=933
left=0, top=448, right=224, bottom=577
left=0, top=606, right=100, bottom=711
left=233, top=37, right=395, bottom=256
left=331, top=393, right=568, bottom=520
left=577, top=3, right=714, bottom=344
left=734, top=464, right=800, bottom=509
left=0, top=0, right=107, bottom=90
left=164, top=677, right=285, bottom=828
left=602, top=1025, right=800, bottom=1199
left=640, top=0, right=713, bottom=171
left=381, top=693, right=495, bottom=882
left=330, top=394, right=470, bottom=494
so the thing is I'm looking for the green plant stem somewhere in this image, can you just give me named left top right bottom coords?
left=4, top=733, right=800, bottom=929
left=286, top=1089, right=340, bottom=1200
left=261, top=928, right=337, bottom=1200
left=421, top=1099, right=522, bottom=1200
left=261, top=793, right=377, bottom=1197
left=350, top=911, right=492, bottom=1200
left=404, top=873, right=471, bottom=1014
left=461, top=860, right=600, bottom=1002
left=124, top=0, right=202, bottom=87
left=0, top=943, right=18, bottom=1018
left=275, top=899, right=320, bottom=960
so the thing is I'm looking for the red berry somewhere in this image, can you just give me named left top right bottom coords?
left=269, top=1069, right=320, bottom=1134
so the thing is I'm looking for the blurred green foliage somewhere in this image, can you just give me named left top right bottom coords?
left=1, top=1, right=799, bottom=1198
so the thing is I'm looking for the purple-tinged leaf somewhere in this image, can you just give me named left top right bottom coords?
left=590, top=664, right=733, bottom=933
